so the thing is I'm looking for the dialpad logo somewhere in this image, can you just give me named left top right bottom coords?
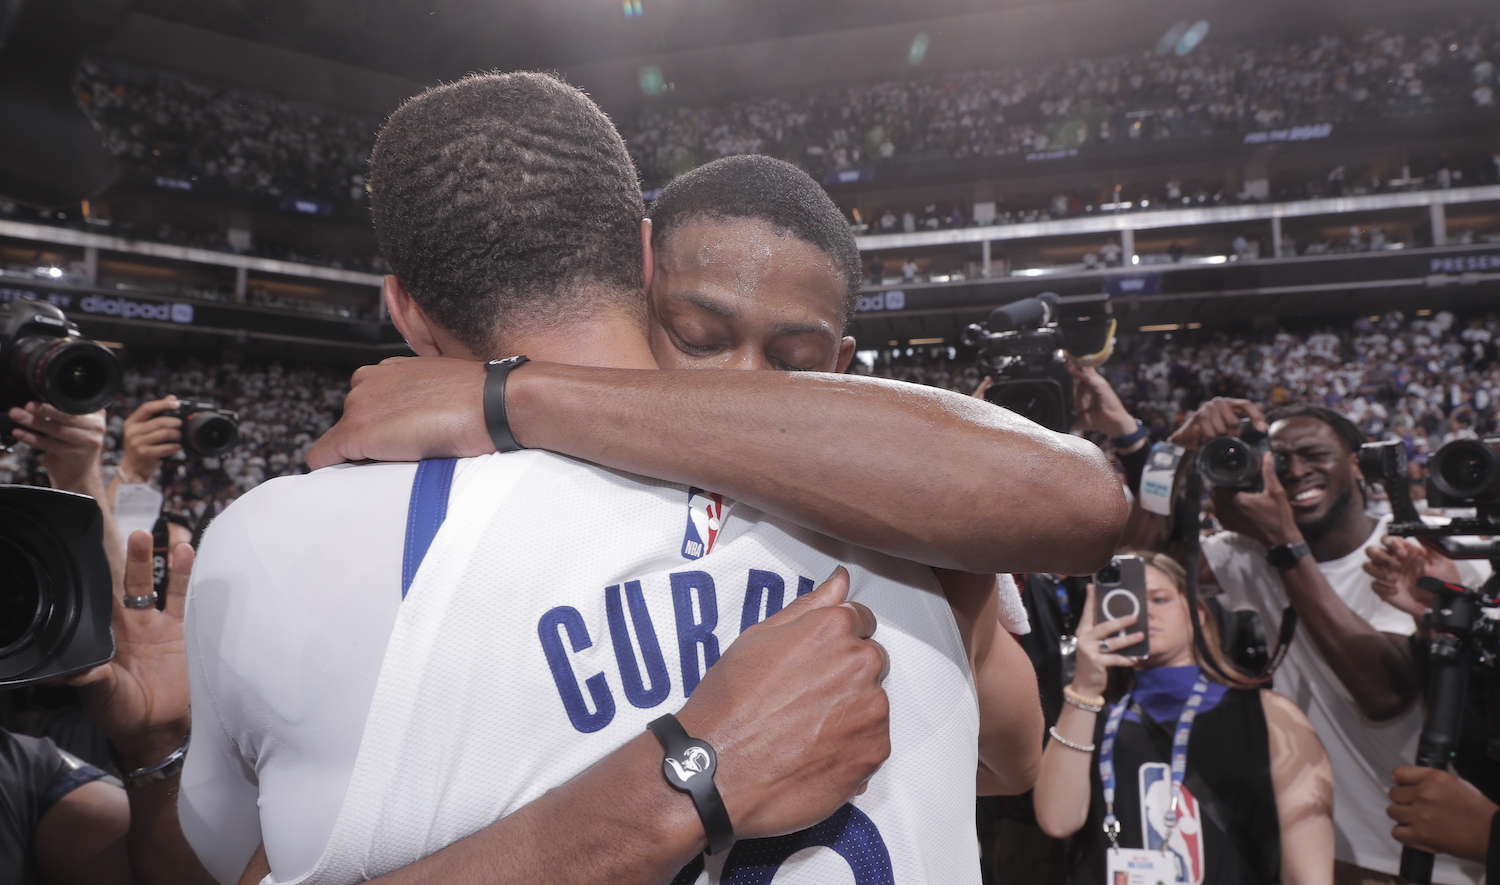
left=79, top=294, right=194, bottom=324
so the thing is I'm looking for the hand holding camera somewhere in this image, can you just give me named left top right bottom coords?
left=1209, top=451, right=1304, bottom=550
left=119, top=397, right=241, bottom=484
left=7, top=403, right=108, bottom=495
left=1169, top=396, right=1268, bottom=453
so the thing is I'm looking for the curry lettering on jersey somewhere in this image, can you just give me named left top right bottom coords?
left=539, top=567, right=817, bottom=734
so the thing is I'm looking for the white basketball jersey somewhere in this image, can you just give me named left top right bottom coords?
left=289, top=450, right=979, bottom=885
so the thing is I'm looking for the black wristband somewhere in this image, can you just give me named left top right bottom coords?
left=646, top=714, right=735, bottom=855
left=483, top=356, right=530, bottom=453
left=1111, top=418, right=1148, bottom=449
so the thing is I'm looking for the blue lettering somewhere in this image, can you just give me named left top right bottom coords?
left=796, top=575, right=816, bottom=597
left=537, top=606, right=615, bottom=733
left=606, top=581, right=671, bottom=709
left=670, top=571, right=720, bottom=696
left=740, top=569, right=786, bottom=631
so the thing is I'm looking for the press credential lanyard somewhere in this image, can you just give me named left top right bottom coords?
left=1099, top=670, right=1210, bottom=853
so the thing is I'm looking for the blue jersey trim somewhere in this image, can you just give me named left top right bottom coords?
left=402, top=458, right=457, bottom=598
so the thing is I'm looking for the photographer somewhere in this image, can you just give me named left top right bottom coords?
left=1133, top=397, right=1483, bottom=884
left=111, top=397, right=184, bottom=489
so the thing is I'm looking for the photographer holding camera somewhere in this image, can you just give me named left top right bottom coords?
left=1134, top=397, right=1485, bottom=885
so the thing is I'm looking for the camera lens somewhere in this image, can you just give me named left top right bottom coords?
left=1096, top=564, right=1121, bottom=585
left=1431, top=439, right=1500, bottom=502
left=984, top=379, right=1069, bottom=432
left=13, top=336, right=123, bottom=414
left=1199, top=435, right=1261, bottom=488
left=0, top=537, right=46, bottom=656
left=183, top=410, right=239, bottom=457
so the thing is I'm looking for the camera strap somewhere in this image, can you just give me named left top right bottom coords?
left=1177, top=470, right=1297, bottom=687
left=402, top=458, right=458, bottom=599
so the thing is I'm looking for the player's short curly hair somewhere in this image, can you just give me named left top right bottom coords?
left=369, top=71, right=645, bottom=353
left=1265, top=403, right=1369, bottom=455
left=648, top=155, right=861, bottom=322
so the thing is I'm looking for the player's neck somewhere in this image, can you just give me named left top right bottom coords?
left=497, top=305, right=657, bottom=371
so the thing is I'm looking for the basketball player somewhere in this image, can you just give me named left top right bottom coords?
left=182, top=74, right=1122, bottom=885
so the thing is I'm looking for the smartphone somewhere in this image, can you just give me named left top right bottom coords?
left=1095, top=555, right=1149, bottom=659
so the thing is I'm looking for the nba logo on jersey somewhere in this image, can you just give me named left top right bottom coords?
left=1139, top=762, right=1204, bottom=885
left=681, top=488, right=725, bottom=560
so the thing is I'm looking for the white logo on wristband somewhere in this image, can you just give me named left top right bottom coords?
left=666, top=746, right=712, bottom=782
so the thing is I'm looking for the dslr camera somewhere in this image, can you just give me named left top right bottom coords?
left=1197, top=418, right=1277, bottom=492
left=962, top=292, right=1116, bottom=432
left=162, top=399, right=239, bottom=458
left=0, top=301, right=122, bottom=442
left=0, top=485, right=114, bottom=686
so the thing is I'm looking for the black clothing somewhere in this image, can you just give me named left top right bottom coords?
left=1068, top=688, right=1281, bottom=885
left=0, top=728, right=110, bottom=885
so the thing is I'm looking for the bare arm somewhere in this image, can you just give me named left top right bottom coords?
left=938, top=571, right=1044, bottom=796
left=35, top=780, right=134, bottom=885
left=1033, top=584, right=1141, bottom=838
left=1262, top=691, right=1334, bottom=885
left=306, top=358, right=1127, bottom=576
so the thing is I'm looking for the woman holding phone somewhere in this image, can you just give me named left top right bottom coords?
left=1034, top=551, right=1335, bottom=885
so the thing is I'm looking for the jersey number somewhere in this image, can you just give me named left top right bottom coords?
left=671, top=804, right=893, bottom=885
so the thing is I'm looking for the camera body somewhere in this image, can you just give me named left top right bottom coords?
left=0, top=301, right=122, bottom=441
left=962, top=293, right=1115, bottom=432
left=161, top=398, right=240, bottom=458
left=1197, top=418, right=1274, bottom=492
left=0, top=485, right=114, bottom=687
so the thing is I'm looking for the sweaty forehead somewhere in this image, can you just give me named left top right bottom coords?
left=1269, top=416, right=1346, bottom=452
left=655, top=216, right=848, bottom=319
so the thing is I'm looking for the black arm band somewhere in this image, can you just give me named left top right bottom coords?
left=646, top=713, right=735, bottom=855
left=483, top=356, right=530, bottom=453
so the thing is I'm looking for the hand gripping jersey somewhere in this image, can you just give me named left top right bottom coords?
left=284, top=451, right=979, bottom=885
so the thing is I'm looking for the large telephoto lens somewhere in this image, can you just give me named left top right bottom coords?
left=984, top=379, right=1069, bottom=432
left=1430, top=439, right=1500, bottom=503
left=11, top=336, right=123, bottom=414
left=0, top=536, right=47, bottom=657
left=184, top=410, right=240, bottom=457
left=1198, top=435, right=1260, bottom=488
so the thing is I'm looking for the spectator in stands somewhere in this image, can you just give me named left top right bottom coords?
left=902, top=257, right=919, bottom=282
left=1101, top=238, right=1123, bottom=267
left=1033, top=551, right=1333, bottom=885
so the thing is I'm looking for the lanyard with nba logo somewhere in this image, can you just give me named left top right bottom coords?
left=1099, top=667, right=1210, bottom=854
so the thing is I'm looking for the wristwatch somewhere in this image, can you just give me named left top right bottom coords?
left=1266, top=540, right=1311, bottom=570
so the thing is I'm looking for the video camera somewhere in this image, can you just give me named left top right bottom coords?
left=0, top=485, right=114, bottom=687
left=1358, top=436, right=1500, bottom=883
left=161, top=399, right=239, bottom=458
left=962, top=293, right=1116, bottom=432
left=0, top=300, right=122, bottom=443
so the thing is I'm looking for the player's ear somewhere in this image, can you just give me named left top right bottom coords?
left=640, top=218, right=655, bottom=293
left=834, top=336, right=857, bottom=374
left=385, top=276, right=443, bottom=357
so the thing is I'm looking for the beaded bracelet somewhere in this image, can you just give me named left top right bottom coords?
left=1048, top=725, right=1096, bottom=754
